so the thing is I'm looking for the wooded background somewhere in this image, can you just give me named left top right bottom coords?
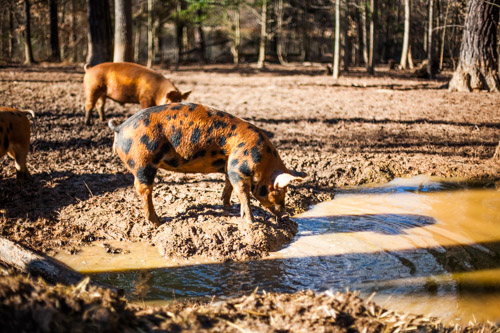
left=0, top=0, right=499, bottom=89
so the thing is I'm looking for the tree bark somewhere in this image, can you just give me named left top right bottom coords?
left=400, top=0, right=411, bottom=69
left=86, top=0, right=113, bottom=66
left=361, top=1, right=368, bottom=65
left=449, top=0, right=500, bottom=92
left=49, top=0, right=61, bottom=62
left=114, top=0, right=133, bottom=63
left=257, top=0, right=268, bottom=69
left=24, top=0, right=35, bottom=64
left=439, top=0, right=450, bottom=70
left=0, top=237, right=120, bottom=293
left=196, top=8, right=206, bottom=63
left=333, top=0, right=340, bottom=79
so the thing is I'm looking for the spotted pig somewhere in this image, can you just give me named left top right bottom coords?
left=109, top=103, right=306, bottom=226
left=0, top=107, right=35, bottom=181
left=83, top=62, right=191, bottom=125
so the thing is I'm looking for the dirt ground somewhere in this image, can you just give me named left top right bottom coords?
left=0, top=63, right=499, bottom=330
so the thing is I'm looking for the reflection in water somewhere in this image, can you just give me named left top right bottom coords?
left=55, top=176, right=500, bottom=324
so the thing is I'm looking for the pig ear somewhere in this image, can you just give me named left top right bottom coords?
left=273, top=171, right=306, bottom=189
left=181, top=90, right=191, bottom=100
left=167, top=90, right=182, bottom=102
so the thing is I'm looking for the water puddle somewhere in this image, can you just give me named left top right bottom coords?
left=55, top=175, right=500, bottom=324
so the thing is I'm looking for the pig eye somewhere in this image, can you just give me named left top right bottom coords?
left=258, top=185, right=268, bottom=197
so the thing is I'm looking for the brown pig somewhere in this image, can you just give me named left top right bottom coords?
left=108, top=102, right=306, bottom=226
left=83, top=62, right=191, bottom=125
left=0, top=107, right=35, bottom=181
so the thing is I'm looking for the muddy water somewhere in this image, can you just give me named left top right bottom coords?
left=55, top=176, right=500, bottom=324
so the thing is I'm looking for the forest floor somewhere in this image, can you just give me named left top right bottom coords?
left=0, top=62, right=499, bottom=332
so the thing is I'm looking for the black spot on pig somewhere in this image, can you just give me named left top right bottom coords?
left=140, top=134, right=159, bottom=152
left=137, top=165, right=157, bottom=185
left=239, top=160, right=252, bottom=177
left=228, top=171, right=241, bottom=184
left=171, top=128, right=182, bottom=148
left=258, top=186, right=268, bottom=197
left=127, top=159, right=136, bottom=169
left=251, top=147, right=262, bottom=163
left=190, top=127, right=201, bottom=144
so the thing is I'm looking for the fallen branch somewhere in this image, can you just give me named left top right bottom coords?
left=0, top=236, right=122, bottom=294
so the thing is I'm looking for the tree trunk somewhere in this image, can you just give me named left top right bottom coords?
left=70, top=0, right=77, bottom=62
left=361, top=1, right=368, bottom=65
left=439, top=0, right=450, bottom=70
left=342, top=0, right=349, bottom=73
left=276, top=0, right=287, bottom=65
left=8, top=5, right=15, bottom=59
left=114, top=0, right=133, bottom=63
left=448, top=0, right=500, bottom=92
left=427, top=0, right=434, bottom=79
left=49, top=0, right=61, bottom=62
left=196, top=9, right=206, bottom=63
left=367, top=0, right=376, bottom=74
left=24, top=0, right=35, bottom=64
left=147, top=0, right=154, bottom=67
left=230, top=6, right=240, bottom=66
left=257, top=0, right=268, bottom=69
left=176, top=0, right=186, bottom=66
left=400, top=0, right=410, bottom=69
left=86, top=0, right=112, bottom=66
left=333, top=0, right=340, bottom=79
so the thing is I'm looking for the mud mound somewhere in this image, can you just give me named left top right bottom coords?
left=0, top=275, right=139, bottom=333
left=153, top=205, right=298, bottom=261
left=1, top=274, right=497, bottom=332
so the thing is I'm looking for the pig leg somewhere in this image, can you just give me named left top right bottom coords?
left=9, top=144, right=30, bottom=181
left=97, top=96, right=107, bottom=122
left=84, top=88, right=105, bottom=125
left=134, top=177, right=161, bottom=226
left=231, top=180, right=253, bottom=222
left=221, top=175, right=233, bottom=206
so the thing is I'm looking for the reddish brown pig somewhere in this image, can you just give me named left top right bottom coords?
left=109, top=103, right=306, bottom=226
left=83, top=62, right=191, bottom=125
left=0, top=107, right=35, bottom=181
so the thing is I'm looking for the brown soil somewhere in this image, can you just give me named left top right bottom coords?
left=0, top=63, right=499, bottom=330
left=1, top=274, right=498, bottom=333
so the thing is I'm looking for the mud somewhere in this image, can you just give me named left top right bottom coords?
left=1, top=63, right=498, bottom=261
left=0, top=274, right=497, bottom=332
left=0, top=63, right=499, bottom=330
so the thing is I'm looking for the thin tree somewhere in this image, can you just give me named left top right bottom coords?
left=49, top=0, right=61, bottom=61
left=23, top=0, right=35, bottom=64
left=276, top=0, right=286, bottom=65
left=86, top=0, right=113, bottom=66
left=333, top=0, right=340, bottom=79
left=448, top=0, right=499, bottom=92
left=400, top=0, right=411, bottom=69
left=114, top=0, right=133, bottom=63
left=367, top=0, right=375, bottom=74
left=438, top=0, right=450, bottom=70
left=229, top=4, right=241, bottom=65
left=427, top=0, right=434, bottom=78
left=256, top=0, right=267, bottom=69
left=147, top=0, right=154, bottom=67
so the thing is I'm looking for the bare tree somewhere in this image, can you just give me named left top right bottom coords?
left=367, top=0, right=375, bottom=74
left=276, top=0, right=286, bottom=65
left=400, top=0, right=411, bottom=69
left=449, top=0, right=499, bottom=92
left=114, top=0, right=133, bottom=63
left=333, top=0, right=340, bottom=79
left=427, top=0, right=434, bottom=78
left=49, top=0, right=61, bottom=61
left=257, top=0, right=268, bottom=69
left=23, top=0, right=35, bottom=64
left=229, top=5, right=241, bottom=65
left=86, top=0, right=113, bottom=66
left=147, top=0, right=154, bottom=67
